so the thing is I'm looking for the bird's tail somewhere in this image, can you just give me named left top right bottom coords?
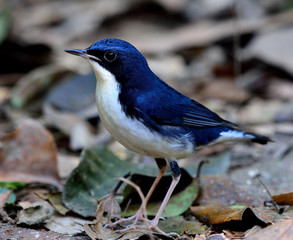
left=217, top=129, right=272, bottom=145
left=246, top=132, right=272, bottom=145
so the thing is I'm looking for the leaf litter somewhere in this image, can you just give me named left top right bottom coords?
left=1, top=0, right=293, bottom=239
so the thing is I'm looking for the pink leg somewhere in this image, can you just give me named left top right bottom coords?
left=106, top=162, right=167, bottom=227
left=132, top=164, right=167, bottom=224
left=150, top=174, right=181, bottom=228
left=115, top=159, right=181, bottom=237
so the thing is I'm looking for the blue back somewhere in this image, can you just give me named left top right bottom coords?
left=87, top=38, right=236, bottom=147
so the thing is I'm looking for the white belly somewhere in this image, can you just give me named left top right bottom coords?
left=90, top=61, right=193, bottom=159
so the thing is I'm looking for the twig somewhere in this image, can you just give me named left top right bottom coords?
left=118, top=177, right=148, bottom=225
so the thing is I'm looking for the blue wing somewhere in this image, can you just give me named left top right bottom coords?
left=133, top=82, right=236, bottom=129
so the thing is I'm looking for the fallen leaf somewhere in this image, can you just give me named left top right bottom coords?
left=45, top=215, right=92, bottom=235
left=244, top=218, right=293, bottom=240
left=84, top=222, right=151, bottom=240
left=17, top=201, right=55, bottom=225
left=272, top=192, right=293, bottom=206
left=38, top=192, right=69, bottom=215
left=121, top=169, right=199, bottom=217
left=0, top=119, right=61, bottom=188
left=195, top=175, right=262, bottom=207
left=190, top=205, right=284, bottom=230
left=62, top=146, right=155, bottom=217
left=158, top=216, right=206, bottom=235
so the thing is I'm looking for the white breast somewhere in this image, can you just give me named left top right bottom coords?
left=89, top=60, right=193, bottom=159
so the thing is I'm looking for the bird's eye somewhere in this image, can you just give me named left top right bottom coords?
left=104, top=51, right=117, bottom=62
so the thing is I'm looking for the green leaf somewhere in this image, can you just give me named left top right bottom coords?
left=0, top=181, right=26, bottom=189
left=62, top=146, right=155, bottom=217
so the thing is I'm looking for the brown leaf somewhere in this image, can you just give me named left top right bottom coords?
left=190, top=205, right=284, bottom=228
left=37, top=192, right=69, bottom=215
left=272, top=192, right=293, bottom=206
left=244, top=218, right=293, bottom=240
left=0, top=119, right=61, bottom=188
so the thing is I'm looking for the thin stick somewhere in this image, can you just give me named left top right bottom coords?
left=255, top=175, right=272, bottom=198
left=118, top=177, right=148, bottom=225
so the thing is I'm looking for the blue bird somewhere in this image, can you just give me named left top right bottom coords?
left=65, top=38, right=270, bottom=235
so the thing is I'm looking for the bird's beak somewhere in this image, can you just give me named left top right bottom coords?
left=65, top=49, right=101, bottom=62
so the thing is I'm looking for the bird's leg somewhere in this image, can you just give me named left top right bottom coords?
left=105, top=158, right=167, bottom=228
left=115, top=159, right=181, bottom=237
left=149, top=159, right=181, bottom=230
left=131, top=158, right=167, bottom=225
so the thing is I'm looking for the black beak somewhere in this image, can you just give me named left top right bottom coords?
left=65, top=48, right=101, bottom=62
left=65, top=49, right=87, bottom=57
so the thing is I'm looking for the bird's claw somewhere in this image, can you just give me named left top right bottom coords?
left=109, top=220, right=180, bottom=238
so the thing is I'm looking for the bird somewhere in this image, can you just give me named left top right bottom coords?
left=65, top=38, right=271, bottom=235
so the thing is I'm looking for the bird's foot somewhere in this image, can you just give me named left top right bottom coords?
left=114, top=219, right=180, bottom=238
left=104, top=210, right=148, bottom=229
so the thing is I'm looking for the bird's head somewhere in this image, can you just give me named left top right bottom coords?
left=65, top=38, right=151, bottom=85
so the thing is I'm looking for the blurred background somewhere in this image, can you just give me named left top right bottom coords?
left=1, top=0, right=293, bottom=186
left=1, top=0, right=293, bottom=238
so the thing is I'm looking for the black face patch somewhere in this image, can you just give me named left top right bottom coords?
left=86, top=49, right=104, bottom=62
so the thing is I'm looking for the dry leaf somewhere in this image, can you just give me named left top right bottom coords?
left=244, top=218, right=293, bottom=240
left=0, top=119, right=61, bottom=188
left=190, top=205, right=284, bottom=228
left=272, top=192, right=293, bottom=206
